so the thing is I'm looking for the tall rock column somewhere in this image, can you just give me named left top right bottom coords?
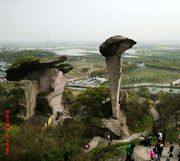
left=99, top=35, right=136, bottom=119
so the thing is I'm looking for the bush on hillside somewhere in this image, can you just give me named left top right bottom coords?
left=69, top=86, right=111, bottom=118
left=125, top=94, right=153, bottom=133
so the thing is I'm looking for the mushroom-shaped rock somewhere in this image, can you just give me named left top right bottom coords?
left=99, top=35, right=136, bottom=122
left=100, top=35, right=136, bottom=57
left=5, top=56, right=71, bottom=81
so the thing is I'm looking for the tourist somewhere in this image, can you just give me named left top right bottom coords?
left=107, top=134, right=112, bottom=146
left=154, top=144, right=160, bottom=160
left=139, top=134, right=145, bottom=146
left=85, top=142, right=90, bottom=150
left=125, top=143, right=135, bottom=161
left=157, top=131, right=163, bottom=143
left=149, top=148, right=156, bottom=160
left=155, top=143, right=164, bottom=158
left=159, top=143, right=164, bottom=157
left=146, top=134, right=152, bottom=147
left=179, top=133, right=180, bottom=147
left=168, top=142, right=174, bottom=158
left=162, top=131, right=166, bottom=145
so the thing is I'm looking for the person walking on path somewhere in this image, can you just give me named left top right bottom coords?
left=149, top=148, right=156, bottom=160
left=178, top=133, right=180, bottom=147
left=107, top=134, right=112, bottom=146
left=125, top=143, right=135, bottom=161
left=168, top=142, right=174, bottom=159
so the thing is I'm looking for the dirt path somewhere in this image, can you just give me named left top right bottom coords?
left=160, top=145, right=180, bottom=161
left=84, top=137, right=103, bottom=152
left=150, top=106, right=160, bottom=121
left=84, top=131, right=147, bottom=152
left=113, top=130, right=148, bottom=144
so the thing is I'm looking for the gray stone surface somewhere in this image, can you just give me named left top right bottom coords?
left=99, top=35, right=136, bottom=137
left=99, top=35, right=136, bottom=57
left=12, top=80, right=38, bottom=119
left=99, top=35, right=136, bottom=119
left=8, top=56, right=72, bottom=125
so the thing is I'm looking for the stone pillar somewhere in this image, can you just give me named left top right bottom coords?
left=99, top=35, right=136, bottom=118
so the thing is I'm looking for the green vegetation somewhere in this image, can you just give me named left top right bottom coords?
left=0, top=50, right=54, bottom=64
left=0, top=123, right=84, bottom=161
left=90, top=69, right=107, bottom=77
left=63, top=88, right=74, bottom=105
left=70, top=86, right=111, bottom=118
left=10, top=56, right=39, bottom=68
left=0, top=82, right=21, bottom=122
left=122, top=68, right=180, bottom=85
left=156, top=93, right=180, bottom=119
left=0, top=86, right=112, bottom=161
left=65, top=46, right=180, bottom=85
left=154, top=92, right=180, bottom=142
left=125, top=89, right=153, bottom=133
left=1, top=47, right=180, bottom=85
left=0, top=83, right=180, bottom=160
left=0, top=44, right=180, bottom=160
left=87, top=139, right=139, bottom=161
left=0, top=82, right=15, bottom=99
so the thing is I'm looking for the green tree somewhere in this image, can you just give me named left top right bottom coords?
left=70, top=86, right=111, bottom=118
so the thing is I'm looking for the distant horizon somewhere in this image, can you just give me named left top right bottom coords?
left=1, top=0, right=180, bottom=42
left=1, top=39, right=180, bottom=45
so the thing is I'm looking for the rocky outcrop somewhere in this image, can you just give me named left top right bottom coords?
left=32, top=68, right=66, bottom=124
left=99, top=35, right=136, bottom=137
left=11, top=80, right=38, bottom=120
left=6, top=56, right=73, bottom=124
left=6, top=56, right=73, bottom=81
left=102, top=118, right=129, bottom=137
left=99, top=35, right=136, bottom=118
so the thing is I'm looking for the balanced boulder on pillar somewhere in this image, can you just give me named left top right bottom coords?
left=99, top=35, right=136, bottom=118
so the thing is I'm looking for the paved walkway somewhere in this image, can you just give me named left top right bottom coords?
left=113, top=130, right=148, bottom=144
left=84, top=131, right=147, bottom=152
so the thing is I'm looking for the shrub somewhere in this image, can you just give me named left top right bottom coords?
left=70, top=86, right=111, bottom=118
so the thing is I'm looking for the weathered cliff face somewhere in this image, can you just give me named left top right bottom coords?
left=11, top=80, right=38, bottom=120
left=6, top=56, right=73, bottom=124
left=99, top=35, right=136, bottom=137
left=29, top=68, right=66, bottom=123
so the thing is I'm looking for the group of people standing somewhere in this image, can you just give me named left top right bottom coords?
left=149, top=131, right=165, bottom=160
left=149, top=130, right=175, bottom=161
left=149, top=131, right=180, bottom=161
left=125, top=130, right=180, bottom=161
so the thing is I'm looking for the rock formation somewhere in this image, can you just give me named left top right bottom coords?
left=99, top=35, right=136, bottom=118
left=11, top=80, right=38, bottom=120
left=99, top=35, right=136, bottom=136
left=6, top=56, right=73, bottom=125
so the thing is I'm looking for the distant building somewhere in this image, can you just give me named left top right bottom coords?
left=137, top=63, right=145, bottom=68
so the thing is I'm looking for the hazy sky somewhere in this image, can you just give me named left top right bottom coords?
left=0, top=0, right=180, bottom=42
